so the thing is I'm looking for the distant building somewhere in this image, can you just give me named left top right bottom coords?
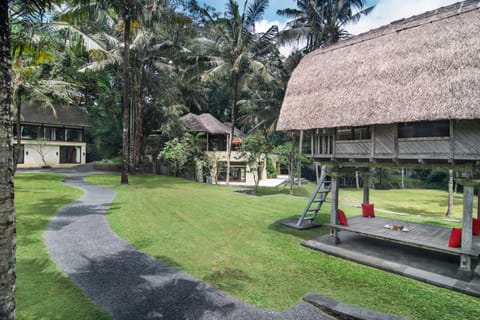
left=15, top=102, right=88, bottom=168
left=181, top=113, right=268, bottom=185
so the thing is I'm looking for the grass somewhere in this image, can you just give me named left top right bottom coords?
left=257, top=182, right=473, bottom=221
left=86, top=174, right=480, bottom=320
left=15, top=173, right=111, bottom=320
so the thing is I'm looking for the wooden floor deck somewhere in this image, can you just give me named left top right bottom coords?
left=329, top=216, right=480, bottom=257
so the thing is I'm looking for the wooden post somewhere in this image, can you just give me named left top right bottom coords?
left=457, top=164, right=479, bottom=279
left=298, top=130, right=303, bottom=187
left=361, top=171, right=370, bottom=204
left=330, top=168, right=340, bottom=244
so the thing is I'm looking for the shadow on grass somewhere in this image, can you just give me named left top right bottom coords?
left=203, top=268, right=253, bottom=292
left=268, top=215, right=330, bottom=241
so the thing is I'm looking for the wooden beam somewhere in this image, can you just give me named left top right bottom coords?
left=312, top=159, right=476, bottom=170
left=449, top=119, right=455, bottom=161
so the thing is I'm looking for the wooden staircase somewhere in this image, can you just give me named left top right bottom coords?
left=278, top=167, right=331, bottom=230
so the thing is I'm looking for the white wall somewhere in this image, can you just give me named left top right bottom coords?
left=17, top=140, right=87, bottom=168
left=205, top=151, right=267, bottom=186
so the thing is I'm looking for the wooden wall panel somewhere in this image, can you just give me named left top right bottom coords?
left=336, top=141, right=371, bottom=155
left=374, top=124, right=395, bottom=155
left=455, top=120, right=480, bottom=159
left=398, top=138, right=450, bottom=158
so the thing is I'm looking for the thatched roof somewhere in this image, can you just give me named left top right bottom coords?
left=181, top=113, right=245, bottom=137
left=277, top=0, right=480, bottom=131
left=21, top=102, right=89, bottom=128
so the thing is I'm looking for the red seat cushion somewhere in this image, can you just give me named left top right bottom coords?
left=473, top=218, right=480, bottom=236
left=448, top=228, right=462, bottom=248
left=361, top=203, right=375, bottom=218
left=337, top=209, right=348, bottom=226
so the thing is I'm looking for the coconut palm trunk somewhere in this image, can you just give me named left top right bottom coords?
left=0, top=0, right=16, bottom=317
left=226, top=71, right=239, bottom=186
left=121, top=3, right=132, bottom=185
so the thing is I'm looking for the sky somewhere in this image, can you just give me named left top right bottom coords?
left=199, top=0, right=460, bottom=35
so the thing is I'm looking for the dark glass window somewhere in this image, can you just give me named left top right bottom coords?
left=398, top=121, right=450, bottom=138
left=44, top=127, right=56, bottom=141
left=336, top=127, right=371, bottom=141
left=60, top=146, right=81, bottom=163
left=217, top=162, right=246, bottom=182
left=66, top=128, right=83, bottom=142
left=55, top=128, right=65, bottom=141
left=21, top=125, right=42, bottom=139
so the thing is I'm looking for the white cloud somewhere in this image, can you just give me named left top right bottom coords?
left=255, top=19, right=286, bottom=33
left=346, top=0, right=459, bottom=35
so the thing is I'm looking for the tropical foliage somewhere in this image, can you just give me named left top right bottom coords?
left=1, top=0, right=376, bottom=315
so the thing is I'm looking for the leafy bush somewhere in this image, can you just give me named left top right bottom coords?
left=266, top=157, right=277, bottom=178
left=425, top=169, right=448, bottom=190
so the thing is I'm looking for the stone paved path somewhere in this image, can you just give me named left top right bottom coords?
left=44, top=173, right=330, bottom=320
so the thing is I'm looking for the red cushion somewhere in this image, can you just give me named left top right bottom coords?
left=448, top=228, right=462, bottom=248
left=337, top=209, right=348, bottom=226
left=473, top=218, right=480, bottom=236
left=361, top=203, right=375, bottom=218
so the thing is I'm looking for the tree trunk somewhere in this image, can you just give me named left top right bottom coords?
left=0, top=1, right=16, bottom=317
left=133, top=74, right=144, bottom=169
left=401, top=168, right=405, bottom=189
left=121, top=5, right=132, bottom=185
left=355, top=171, right=360, bottom=189
left=226, top=72, right=239, bottom=186
left=446, top=169, right=454, bottom=217
left=13, top=89, right=22, bottom=175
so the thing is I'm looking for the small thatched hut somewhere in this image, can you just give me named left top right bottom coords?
left=181, top=113, right=244, bottom=151
left=277, top=0, right=480, bottom=279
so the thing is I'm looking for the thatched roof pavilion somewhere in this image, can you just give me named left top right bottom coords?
left=276, top=0, right=480, bottom=281
left=277, top=0, right=480, bottom=131
left=181, top=113, right=244, bottom=137
left=181, top=113, right=245, bottom=151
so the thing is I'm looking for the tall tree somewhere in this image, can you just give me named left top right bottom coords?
left=190, top=0, right=277, bottom=184
left=0, top=1, right=16, bottom=318
left=277, top=0, right=374, bottom=53
left=2, top=1, right=55, bottom=317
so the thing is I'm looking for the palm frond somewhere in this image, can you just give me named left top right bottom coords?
left=49, top=22, right=107, bottom=52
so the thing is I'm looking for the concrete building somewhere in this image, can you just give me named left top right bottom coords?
left=16, top=102, right=88, bottom=168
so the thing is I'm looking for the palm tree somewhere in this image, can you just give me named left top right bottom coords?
left=277, top=0, right=374, bottom=53
left=0, top=3, right=15, bottom=319
left=1, top=1, right=55, bottom=317
left=58, top=1, right=177, bottom=178
left=191, top=0, right=277, bottom=184
left=12, top=27, right=80, bottom=172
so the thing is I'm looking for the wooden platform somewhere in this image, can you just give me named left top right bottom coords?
left=329, top=216, right=480, bottom=257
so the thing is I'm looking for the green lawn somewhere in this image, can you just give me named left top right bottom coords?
left=15, top=173, right=111, bottom=320
left=257, top=182, right=472, bottom=221
left=86, top=174, right=480, bottom=320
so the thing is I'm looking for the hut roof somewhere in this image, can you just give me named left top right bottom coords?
left=21, top=102, right=89, bottom=128
left=277, top=0, right=480, bottom=131
left=181, top=113, right=245, bottom=137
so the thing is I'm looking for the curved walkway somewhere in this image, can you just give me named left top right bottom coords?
left=44, top=173, right=329, bottom=320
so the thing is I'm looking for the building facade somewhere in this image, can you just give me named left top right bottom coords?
left=16, top=103, right=88, bottom=168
